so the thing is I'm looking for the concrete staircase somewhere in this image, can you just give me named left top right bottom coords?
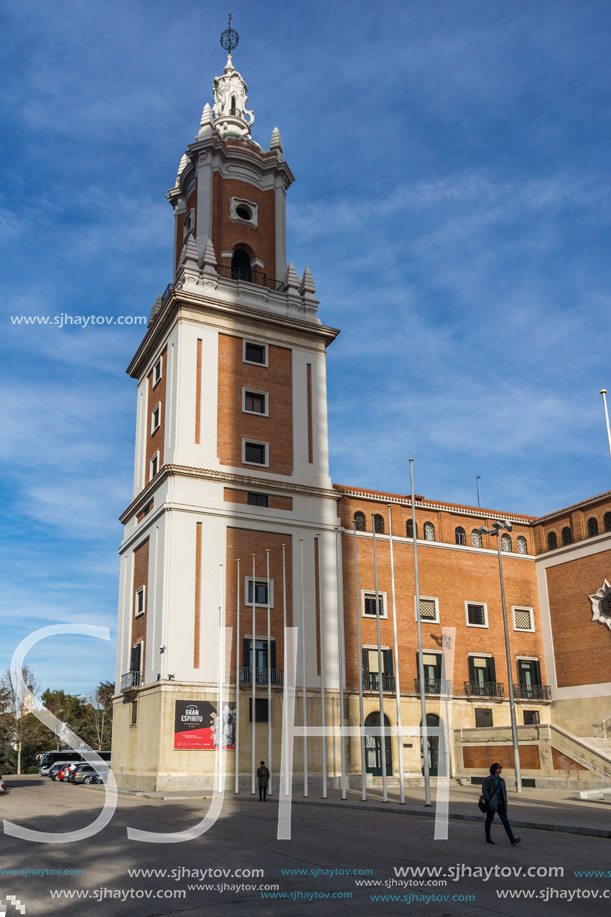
left=549, top=725, right=611, bottom=780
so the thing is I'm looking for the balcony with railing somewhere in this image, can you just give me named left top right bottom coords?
left=414, top=678, right=453, bottom=695
left=512, top=683, right=551, bottom=701
left=363, top=673, right=396, bottom=693
left=216, top=263, right=286, bottom=293
left=240, top=667, right=283, bottom=686
left=464, top=681, right=505, bottom=698
left=121, top=671, right=142, bottom=691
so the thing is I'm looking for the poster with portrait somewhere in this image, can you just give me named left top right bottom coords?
left=174, top=700, right=236, bottom=750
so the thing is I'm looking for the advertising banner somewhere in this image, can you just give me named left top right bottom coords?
left=174, top=701, right=236, bottom=750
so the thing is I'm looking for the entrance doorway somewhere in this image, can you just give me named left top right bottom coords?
left=364, top=712, right=392, bottom=776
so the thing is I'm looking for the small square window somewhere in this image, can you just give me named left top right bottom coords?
left=523, top=710, right=540, bottom=726
left=135, top=586, right=145, bottom=617
left=243, top=389, right=267, bottom=415
left=245, top=577, right=274, bottom=607
left=152, top=358, right=162, bottom=386
left=150, top=452, right=159, bottom=480
left=244, top=341, right=267, bottom=365
left=151, top=403, right=161, bottom=433
left=475, top=708, right=493, bottom=728
left=247, top=493, right=269, bottom=507
left=243, top=441, right=268, bottom=466
left=363, top=592, right=386, bottom=618
left=249, top=698, right=269, bottom=723
left=466, top=602, right=488, bottom=627
left=513, top=607, right=534, bottom=631
left=416, top=597, right=439, bottom=623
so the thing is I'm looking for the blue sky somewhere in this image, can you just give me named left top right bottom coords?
left=2, top=0, right=611, bottom=695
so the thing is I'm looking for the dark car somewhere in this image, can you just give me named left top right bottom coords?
left=48, top=762, right=73, bottom=780
left=72, top=764, right=111, bottom=785
left=0, top=773, right=6, bottom=792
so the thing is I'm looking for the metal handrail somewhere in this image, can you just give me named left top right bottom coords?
left=512, top=683, right=551, bottom=701
left=120, top=671, right=142, bottom=691
left=464, top=680, right=505, bottom=698
left=216, top=263, right=286, bottom=292
left=363, top=673, right=396, bottom=692
left=414, top=678, right=453, bottom=695
left=240, top=667, right=283, bottom=686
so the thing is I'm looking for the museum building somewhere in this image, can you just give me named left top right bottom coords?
left=112, top=42, right=611, bottom=792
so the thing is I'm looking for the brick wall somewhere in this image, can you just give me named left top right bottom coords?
left=223, top=487, right=293, bottom=511
left=545, top=549, right=611, bottom=687
left=145, top=347, right=167, bottom=483
left=132, top=538, right=150, bottom=669
left=212, top=173, right=276, bottom=275
left=463, top=744, right=541, bottom=770
left=217, top=333, right=293, bottom=475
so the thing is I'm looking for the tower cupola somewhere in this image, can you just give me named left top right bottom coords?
left=212, top=53, right=254, bottom=139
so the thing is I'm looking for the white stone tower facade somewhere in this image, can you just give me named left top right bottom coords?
left=112, top=43, right=341, bottom=791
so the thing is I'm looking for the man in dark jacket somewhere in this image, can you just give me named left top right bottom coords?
left=481, top=763, right=521, bottom=846
left=257, top=761, right=270, bottom=801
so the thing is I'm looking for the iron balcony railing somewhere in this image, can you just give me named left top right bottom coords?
left=240, top=667, right=284, bottom=686
left=363, top=673, right=396, bottom=693
left=216, top=263, right=286, bottom=293
left=120, top=671, right=142, bottom=691
left=464, top=680, right=505, bottom=698
left=414, top=677, right=453, bottom=695
left=513, top=683, right=551, bottom=701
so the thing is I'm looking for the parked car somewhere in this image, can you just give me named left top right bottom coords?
left=0, top=774, right=6, bottom=792
left=48, top=762, right=73, bottom=780
left=58, top=763, right=81, bottom=781
left=70, top=764, right=111, bottom=785
left=89, top=772, right=109, bottom=785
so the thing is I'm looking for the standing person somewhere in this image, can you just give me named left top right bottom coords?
left=481, top=763, right=521, bottom=846
left=257, top=760, right=270, bottom=801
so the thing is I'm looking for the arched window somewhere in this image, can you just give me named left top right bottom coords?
left=455, top=526, right=466, bottom=546
left=423, top=522, right=435, bottom=541
left=587, top=517, right=599, bottom=538
left=230, top=95, right=237, bottom=115
left=547, top=531, right=557, bottom=551
left=561, top=527, right=572, bottom=546
left=501, top=533, right=512, bottom=552
left=605, top=512, right=611, bottom=532
left=373, top=514, right=385, bottom=534
left=471, top=529, right=482, bottom=548
left=354, top=512, right=366, bottom=532
left=517, top=535, right=527, bottom=554
left=231, top=248, right=252, bottom=282
left=406, top=519, right=417, bottom=539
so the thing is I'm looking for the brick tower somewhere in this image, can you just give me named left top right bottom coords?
left=112, top=34, right=341, bottom=791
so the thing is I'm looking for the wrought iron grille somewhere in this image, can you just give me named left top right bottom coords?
left=240, top=667, right=283, bottom=686
left=464, top=680, right=504, bottom=697
left=216, top=263, right=286, bottom=292
left=513, top=683, right=551, bottom=701
left=363, top=673, right=396, bottom=692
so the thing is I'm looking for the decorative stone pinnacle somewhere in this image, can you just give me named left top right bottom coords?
left=284, top=262, right=300, bottom=290
left=300, top=267, right=316, bottom=295
left=270, top=127, right=283, bottom=152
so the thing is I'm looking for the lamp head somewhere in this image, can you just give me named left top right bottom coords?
left=503, top=520, right=513, bottom=531
left=475, top=525, right=493, bottom=534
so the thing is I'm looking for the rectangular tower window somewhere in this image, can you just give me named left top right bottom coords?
left=245, top=578, right=274, bottom=607
left=247, top=492, right=269, bottom=507
left=475, top=708, right=493, bottom=728
left=513, top=607, right=534, bottom=631
left=466, top=602, right=488, bottom=627
left=130, top=700, right=138, bottom=726
left=249, top=698, right=269, bottom=723
left=151, top=403, right=161, bottom=433
left=153, top=358, right=162, bottom=386
left=523, top=710, right=540, bottom=725
left=135, top=586, right=146, bottom=617
left=243, top=390, right=268, bottom=414
left=243, top=440, right=268, bottom=466
left=150, top=452, right=159, bottom=479
left=416, top=597, right=439, bottom=623
left=243, top=341, right=267, bottom=365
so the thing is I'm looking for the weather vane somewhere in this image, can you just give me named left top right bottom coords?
left=220, top=12, right=239, bottom=53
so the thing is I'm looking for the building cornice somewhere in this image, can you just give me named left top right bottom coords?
left=333, top=484, right=535, bottom=525
left=126, top=287, right=340, bottom=379
left=532, top=489, right=611, bottom=526
left=119, top=464, right=339, bottom=524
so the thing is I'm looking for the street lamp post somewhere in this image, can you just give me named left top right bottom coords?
left=476, top=521, right=522, bottom=793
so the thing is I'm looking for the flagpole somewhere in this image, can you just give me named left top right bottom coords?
left=266, top=549, right=272, bottom=796
left=600, top=390, right=611, bottom=464
left=372, top=517, right=387, bottom=802
left=411, top=459, right=431, bottom=807
left=218, top=563, right=225, bottom=794
left=282, top=543, right=289, bottom=796
left=251, top=554, right=256, bottom=796
left=317, top=534, right=327, bottom=799
left=353, top=522, right=366, bottom=801
left=388, top=504, right=405, bottom=804
left=336, top=528, right=347, bottom=800
left=235, top=559, right=240, bottom=794
left=300, top=538, right=308, bottom=797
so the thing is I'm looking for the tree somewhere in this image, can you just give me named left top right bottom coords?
left=81, top=681, right=114, bottom=750
left=0, top=665, right=40, bottom=774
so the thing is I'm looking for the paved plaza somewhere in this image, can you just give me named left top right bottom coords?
left=0, top=776, right=609, bottom=916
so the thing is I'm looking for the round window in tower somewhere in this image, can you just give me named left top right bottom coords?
left=236, top=205, right=252, bottom=221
